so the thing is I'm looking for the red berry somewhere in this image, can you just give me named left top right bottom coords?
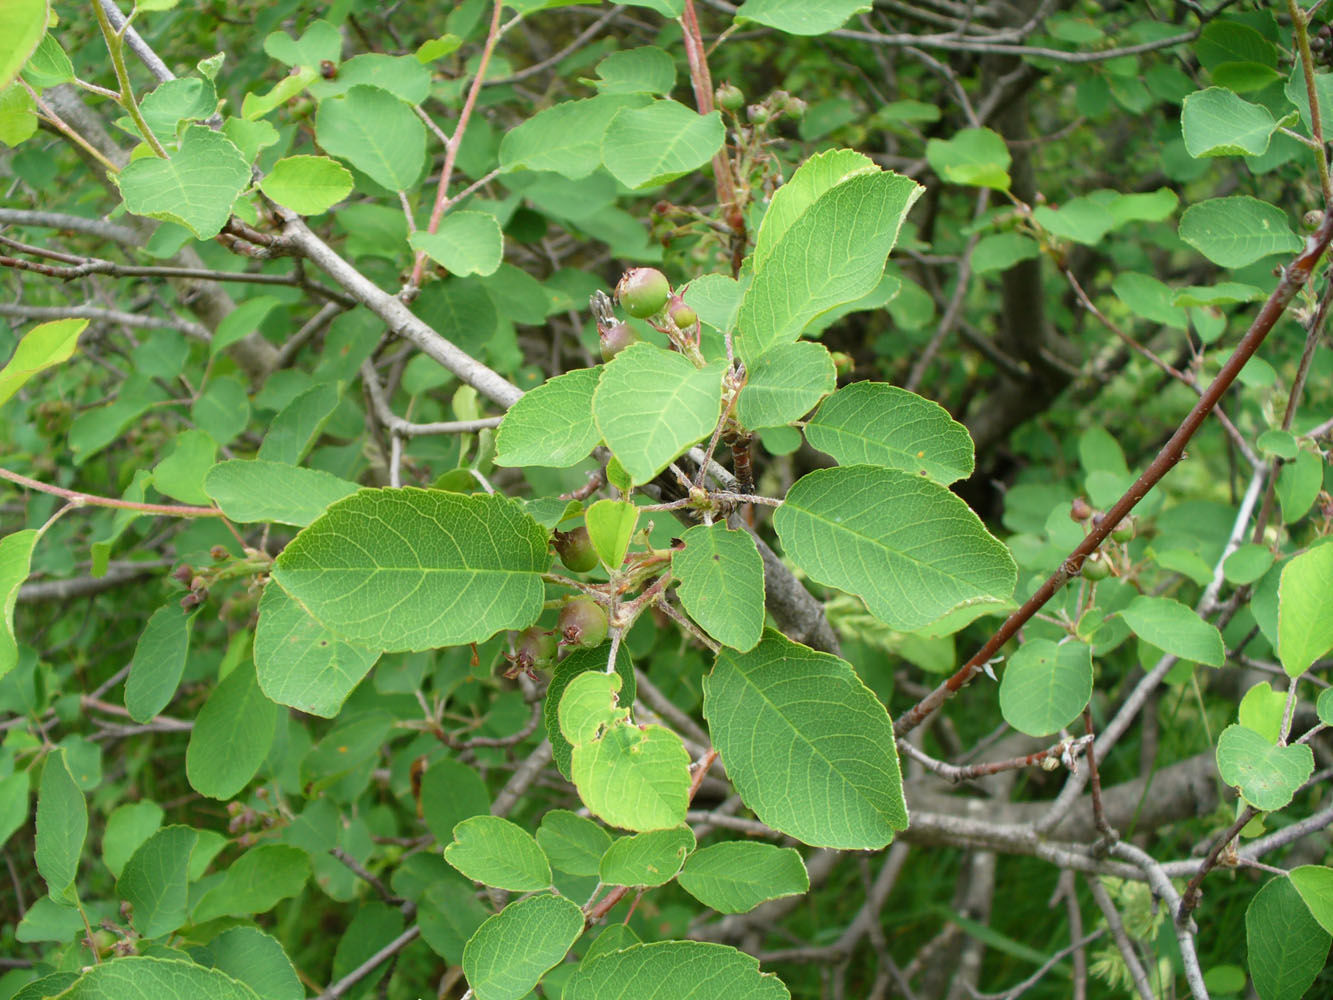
left=600, top=321, right=639, bottom=362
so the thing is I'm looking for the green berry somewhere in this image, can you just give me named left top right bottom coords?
left=554, top=526, right=599, bottom=573
left=513, top=626, right=558, bottom=672
left=1081, top=554, right=1112, bottom=581
left=715, top=83, right=744, bottom=112
left=558, top=596, right=608, bottom=649
left=616, top=268, right=670, bottom=319
left=1111, top=517, right=1135, bottom=543
left=668, top=295, right=697, bottom=331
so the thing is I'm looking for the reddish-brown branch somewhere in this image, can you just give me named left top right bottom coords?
left=895, top=208, right=1333, bottom=737
left=0, top=467, right=222, bottom=517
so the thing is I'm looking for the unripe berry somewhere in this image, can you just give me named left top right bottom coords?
left=558, top=596, right=608, bottom=649
left=715, top=82, right=744, bottom=112
left=616, top=268, right=670, bottom=319
left=668, top=295, right=697, bottom=331
left=512, top=626, right=558, bottom=673
left=600, top=321, right=639, bottom=362
left=553, top=526, right=599, bottom=573
left=1081, top=553, right=1112, bottom=581
left=1304, top=209, right=1325, bottom=232
left=1069, top=497, right=1092, bottom=522
left=1111, top=517, right=1135, bottom=543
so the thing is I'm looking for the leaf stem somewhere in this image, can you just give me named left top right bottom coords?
left=0, top=467, right=222, bottom=517
left=92, top=0, right=169, bottom=159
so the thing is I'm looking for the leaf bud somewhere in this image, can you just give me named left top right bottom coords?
left=558, top=595, right=609, bottom=649
left=553, top=526, right=599, bottom=573
left=600, top=321, right=639, bottom=362
left=616, top=267, right=670, bottom=318
left=715, top=82, right=744, bottom=112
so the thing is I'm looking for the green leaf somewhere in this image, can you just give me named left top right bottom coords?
left=151, top=428, right=217, bottom=505
left=410, top=211, right=504, bottom=277
left=185, top=659, right=279, bottom=799
left=0, top=529, right=38, bottom=680
left=585, top=498, right=638, bottom=569
left=253, top=581, right=380, bottom=718
left=272, top=488, right=549, bottom=652
left=203, top=460, right=359, bottom=526
left=0, top=83, right=38, bottom=146
left=753, top=150, right=876, bottom=272
left=925, top=127, right=1011, bottom=189
left=1238, top=681, right=1286, bottom=743
left=258, top=381, right=343, bottom=465
left=1277, top=542, right=1333, bottom=677
left=330, top=903, right=404, bottom=996
left=265, top=20, right=341, bottom=68
left=499, top=94, right=650, bottom=179
left=462, top=893, right=584, bottom=1000
left=51, top=957, right=262, bottom=1000
left=299, top=710, right=393, bottom=794
left=1284, top=65, right=1333, bottom=143
left=572, top=722, right=691, bottom=832
left=734, top=0, right=870, bottom=35
left=1111, top=272, right=1187, bottom=329
left=684, top=273, right=746, bottom=333
left=971, top=232, right=1040, bottom=274
left=774, top=466, right=1016, bottom=632
left=673, top=523, right=765, bottom=651
left=1290, top=866, right=1333, bottom=936
left=704, top=631, right=907, bottom=849
left=101, top=801, right=164, bottom=880
left=536, top=810, right=612, bottom=876
left=211, top=295, right=279, bottom=357
left=445, top=816, right=553, bottom=891
left=310, top=53, right=431, bottom=104
left=544, top=642, right=636, bottom=779
left=592, top=342, right=725, bottom=484
left=1319, top=687, right=1333, bottom=726
left=0, top=318, right=85, bottom=407
left=206, top=927, right=303, bottom=1000
left=804, top=382, right=974, bottom=485
left=418, top=882, right=488, bottom=963
left=1277, top=448, right=1323, bottom=523
left=599, top=825, right=695, bottom=887
left=36, top=749, right=86, bottom=901
left=1118, top=595, right=1224, bottom=667
left=1179, top=196, right=1302, bottom=268
left=677, top=842, right=809, bottom=914
left=563, top=941, right=790, bottom=999
left=590, top=47, right=675, bottom=95
left=1032, top=196, right=1115, bottom=245
left=1224, top=543, right=1274, bottom=585
left=124, top=604, right=197, bottom=723
left=602, top=101, right=724, bottom=189
left=735, top=168, right=922, bottom=363
left=0, top=771, right=29, bottom=851
left=1216, top=724, right=1313, bottom=812
left=117, top=825, right=197, bottom=939
left=495, top=367, right=602, bottom=468
left=1246, top=875, right=1331, bottom=1000
left=315, top=85, right=426, bottom=192
left=420, top=757, right=491, bottom=844
left=1181, top=87, right=1277, bottom=157
left=0, top=0, right=45, bottom=90
left=560, top=671, right=630, bottom=747
left=735, top=341, right=836, bottom=430
left=135, top=77, right=217, bottom=144
left=193, top=844, right=311, bottom=922
left=258, top=155, right=353, bottom=215
left=998, top=639, right=1093, bottom=737
left=192, top=375, right=250, bottom=446
left=241, top=67, right=316, bottom=120
left=117, top=126, right=250, bottom=240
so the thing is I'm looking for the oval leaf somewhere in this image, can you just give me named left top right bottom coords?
left=1246, top=875, right=1331, bottom=1000
left=1118, top=595, right=1224, bottom=667
left=185, top=659, right=279, bottom=800
left=272, top=488, right=549, bottom=652
left=599, top=825, right=695, bottom=887
left=258, top=154, right=353, bottom=215
left=445, top=815, right=552, bottom=891
left=204, top=460, right=358, bottom=527
left=1216, top=724, right=1313, bottom=812
left=117, top=126, right=251, bottom=240
left=495, top=366, right=602, bottom=469
left=563, top=941, right=790, bottom=1000
left=462, top=893, right=584, bottom=1000
left=677, top=842, right=809, bottom=914
left=703, top=631, right=907, bottom=849
left=673, top=522, right=765, bottom=651
left=1178, top=196, right=1302, bottom=268
left=773, top=465, right=1016, bottom=633
left=998, top=639, right=1093, bottom=737
left=1277, top=542, right=1333, bottom=678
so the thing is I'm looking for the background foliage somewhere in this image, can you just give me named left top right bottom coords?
left=3, top=1, right=1333, bottom=998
